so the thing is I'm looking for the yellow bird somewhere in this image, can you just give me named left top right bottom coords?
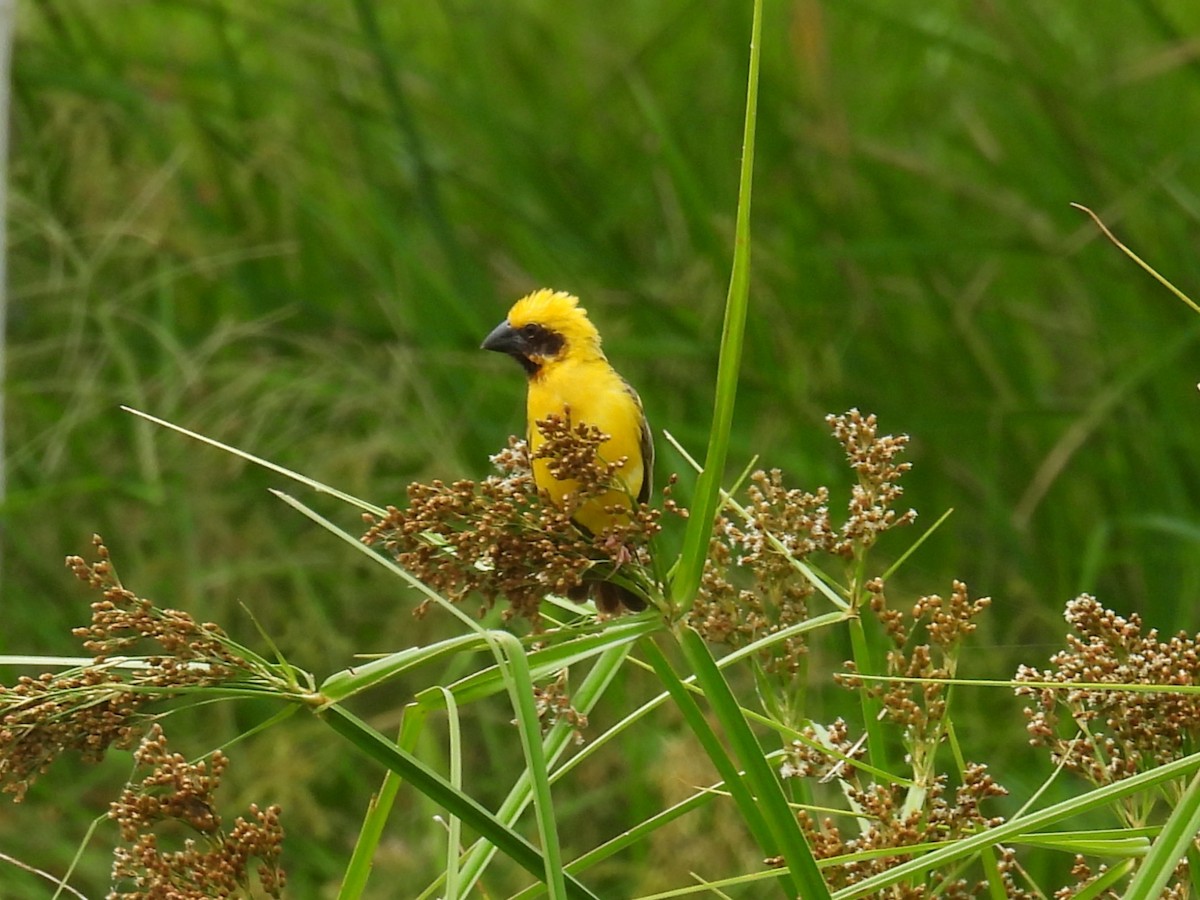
left=482, top=289, right=652, bottom=611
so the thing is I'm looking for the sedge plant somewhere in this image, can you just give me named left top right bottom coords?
left=8, top=2, right=1200, bottom=898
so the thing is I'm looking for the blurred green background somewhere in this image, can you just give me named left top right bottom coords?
left=7, top=0, right=1200, bottom=895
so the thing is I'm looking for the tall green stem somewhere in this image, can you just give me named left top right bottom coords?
left=671, top=0, right=762, bottom=612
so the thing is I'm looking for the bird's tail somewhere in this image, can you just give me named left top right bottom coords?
left=568, top=580, right=647, bottom=614
left=593, top=580, right=647, bottom=614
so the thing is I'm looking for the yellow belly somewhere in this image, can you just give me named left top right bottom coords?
left=527, top=359, right=645, bottom=534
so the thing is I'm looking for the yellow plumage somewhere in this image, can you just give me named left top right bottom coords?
left=482, top=289, right=652, bottom=610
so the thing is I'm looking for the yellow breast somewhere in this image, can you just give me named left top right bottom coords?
left=527, top=356, right=645, bottom=534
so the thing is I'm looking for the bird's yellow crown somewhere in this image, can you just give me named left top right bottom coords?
left=507, top=289, right=603, bottom=358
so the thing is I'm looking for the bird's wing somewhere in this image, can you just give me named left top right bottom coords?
left=623, top=378, right=654, bottom=504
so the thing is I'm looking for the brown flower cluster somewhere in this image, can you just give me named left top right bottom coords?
left=689, top=410, right=917, bottom=672
left=1015, top=597, right=1200, bottom=896
left=67, top=538, right=247, bottom=670
left=531, top=668, right=588, bottom=745
left=1015, top=594, right=1200, bottom=784
left=785, top=580, right=1005, bottom=895
left=109, top=724, right=285, bottom=899
left=827, top=408, right=918, bottom=552
left=362, top=417, right=666, bottom=624
left=1053, top=856, right=1189, bottom=900
left=779, top=717, right=864, bottom=781
left=795, top=763, right=1017, bottom=897
left=0, top=537, right=256, bottom=802
left=689, top=472, right=819, bottom=674
left=843, top=580, right=991, bottom=751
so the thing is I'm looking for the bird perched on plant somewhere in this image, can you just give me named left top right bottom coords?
left=481, top=289, right=652, bottom=612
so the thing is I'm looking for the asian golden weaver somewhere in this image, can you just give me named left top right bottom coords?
left=481, top=289, right=652, bottom=612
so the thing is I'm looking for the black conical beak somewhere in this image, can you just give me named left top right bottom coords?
left=481, top=320, right=521, bottom=354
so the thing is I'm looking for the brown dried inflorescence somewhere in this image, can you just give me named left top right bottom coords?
left=1015, top=596, right=1200, bottom=895
left=779, top=717, right=864, bottom=781
left=361, top=416, right=667, bottom=625
left=785, top=579, right=1007, bottom=895
left=1053, top=856, right=1189, bottom=900
left=689, top=409, right=917, bottom=673
left=841, top=579, right=991, bottom=748
left=0, top=537, right=256, bottom=802
left=827, top=409, right=917, bottom=552
left=1015, top=595, right=1200, bottom=784
left=795, top=764, right=1018, bottom=897
left=109, top=724, right=285, bottom=899
left=531, top=668, right=589, bottom=745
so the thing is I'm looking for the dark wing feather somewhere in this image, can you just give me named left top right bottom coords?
left=622, top=378, right=653, bottom=504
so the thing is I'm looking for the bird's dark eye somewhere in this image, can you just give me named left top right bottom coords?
left=522, top=323, right=539, bottom=338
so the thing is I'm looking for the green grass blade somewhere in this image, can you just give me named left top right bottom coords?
left=833, top=752, right=1200, bottom=899
left=1072, top=203, right=1200, bottom=316
left=455, top=641, right=634, bottom=894
left=677, top=626, right=829, bottom=898
left=1075, top=861, right=1138, bottom=899
left=880, top=507, right=955, bottom=581
left=507, top=779, right=730, bottom=899
left=120, top=406, right=386, bottom=516
left=641, top=635, right=800, bottom=895
left=439, top=687, right=464, bottom=900
left=337, top=706, right=428, bottom=900
left=319, top=633, right=489, bottom=704
left=1121, top=769, right=1200, bottom=899
left=413, top=616, right=660, bottom=710
left=847, top=615, right=888, bottom=774
left=670, top=0, right=762, bottom=612
left=348, top=0, right=483, bottom=324
left=269, top=488, right=483, bottom=632
left=978, top=844, right=1006, bottom=900
left=550, top=610, right=867, bottom=790
left=1014, top=828, right=1153, bottom=856
left=318, top=704, right=600, bottom=900
left=484, top=630, right=568, bottom=899
left=344, top=627, right=593, bottom=899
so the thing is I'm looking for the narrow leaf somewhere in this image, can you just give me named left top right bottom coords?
left=319, top=705, right=600, bottom=900
left=1122, top=769, right=1200, bottom=899
left=671, top=0, right=762, bottom=612
left=642, top=636, right=803, bottom=896
left=678, top=627, right=829, bottom=898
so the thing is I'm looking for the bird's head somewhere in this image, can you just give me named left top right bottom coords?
left=481, top=289, right=604, bottom=377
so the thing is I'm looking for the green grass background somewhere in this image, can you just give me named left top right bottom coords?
left=7, top=0, right=1200, bottom=895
